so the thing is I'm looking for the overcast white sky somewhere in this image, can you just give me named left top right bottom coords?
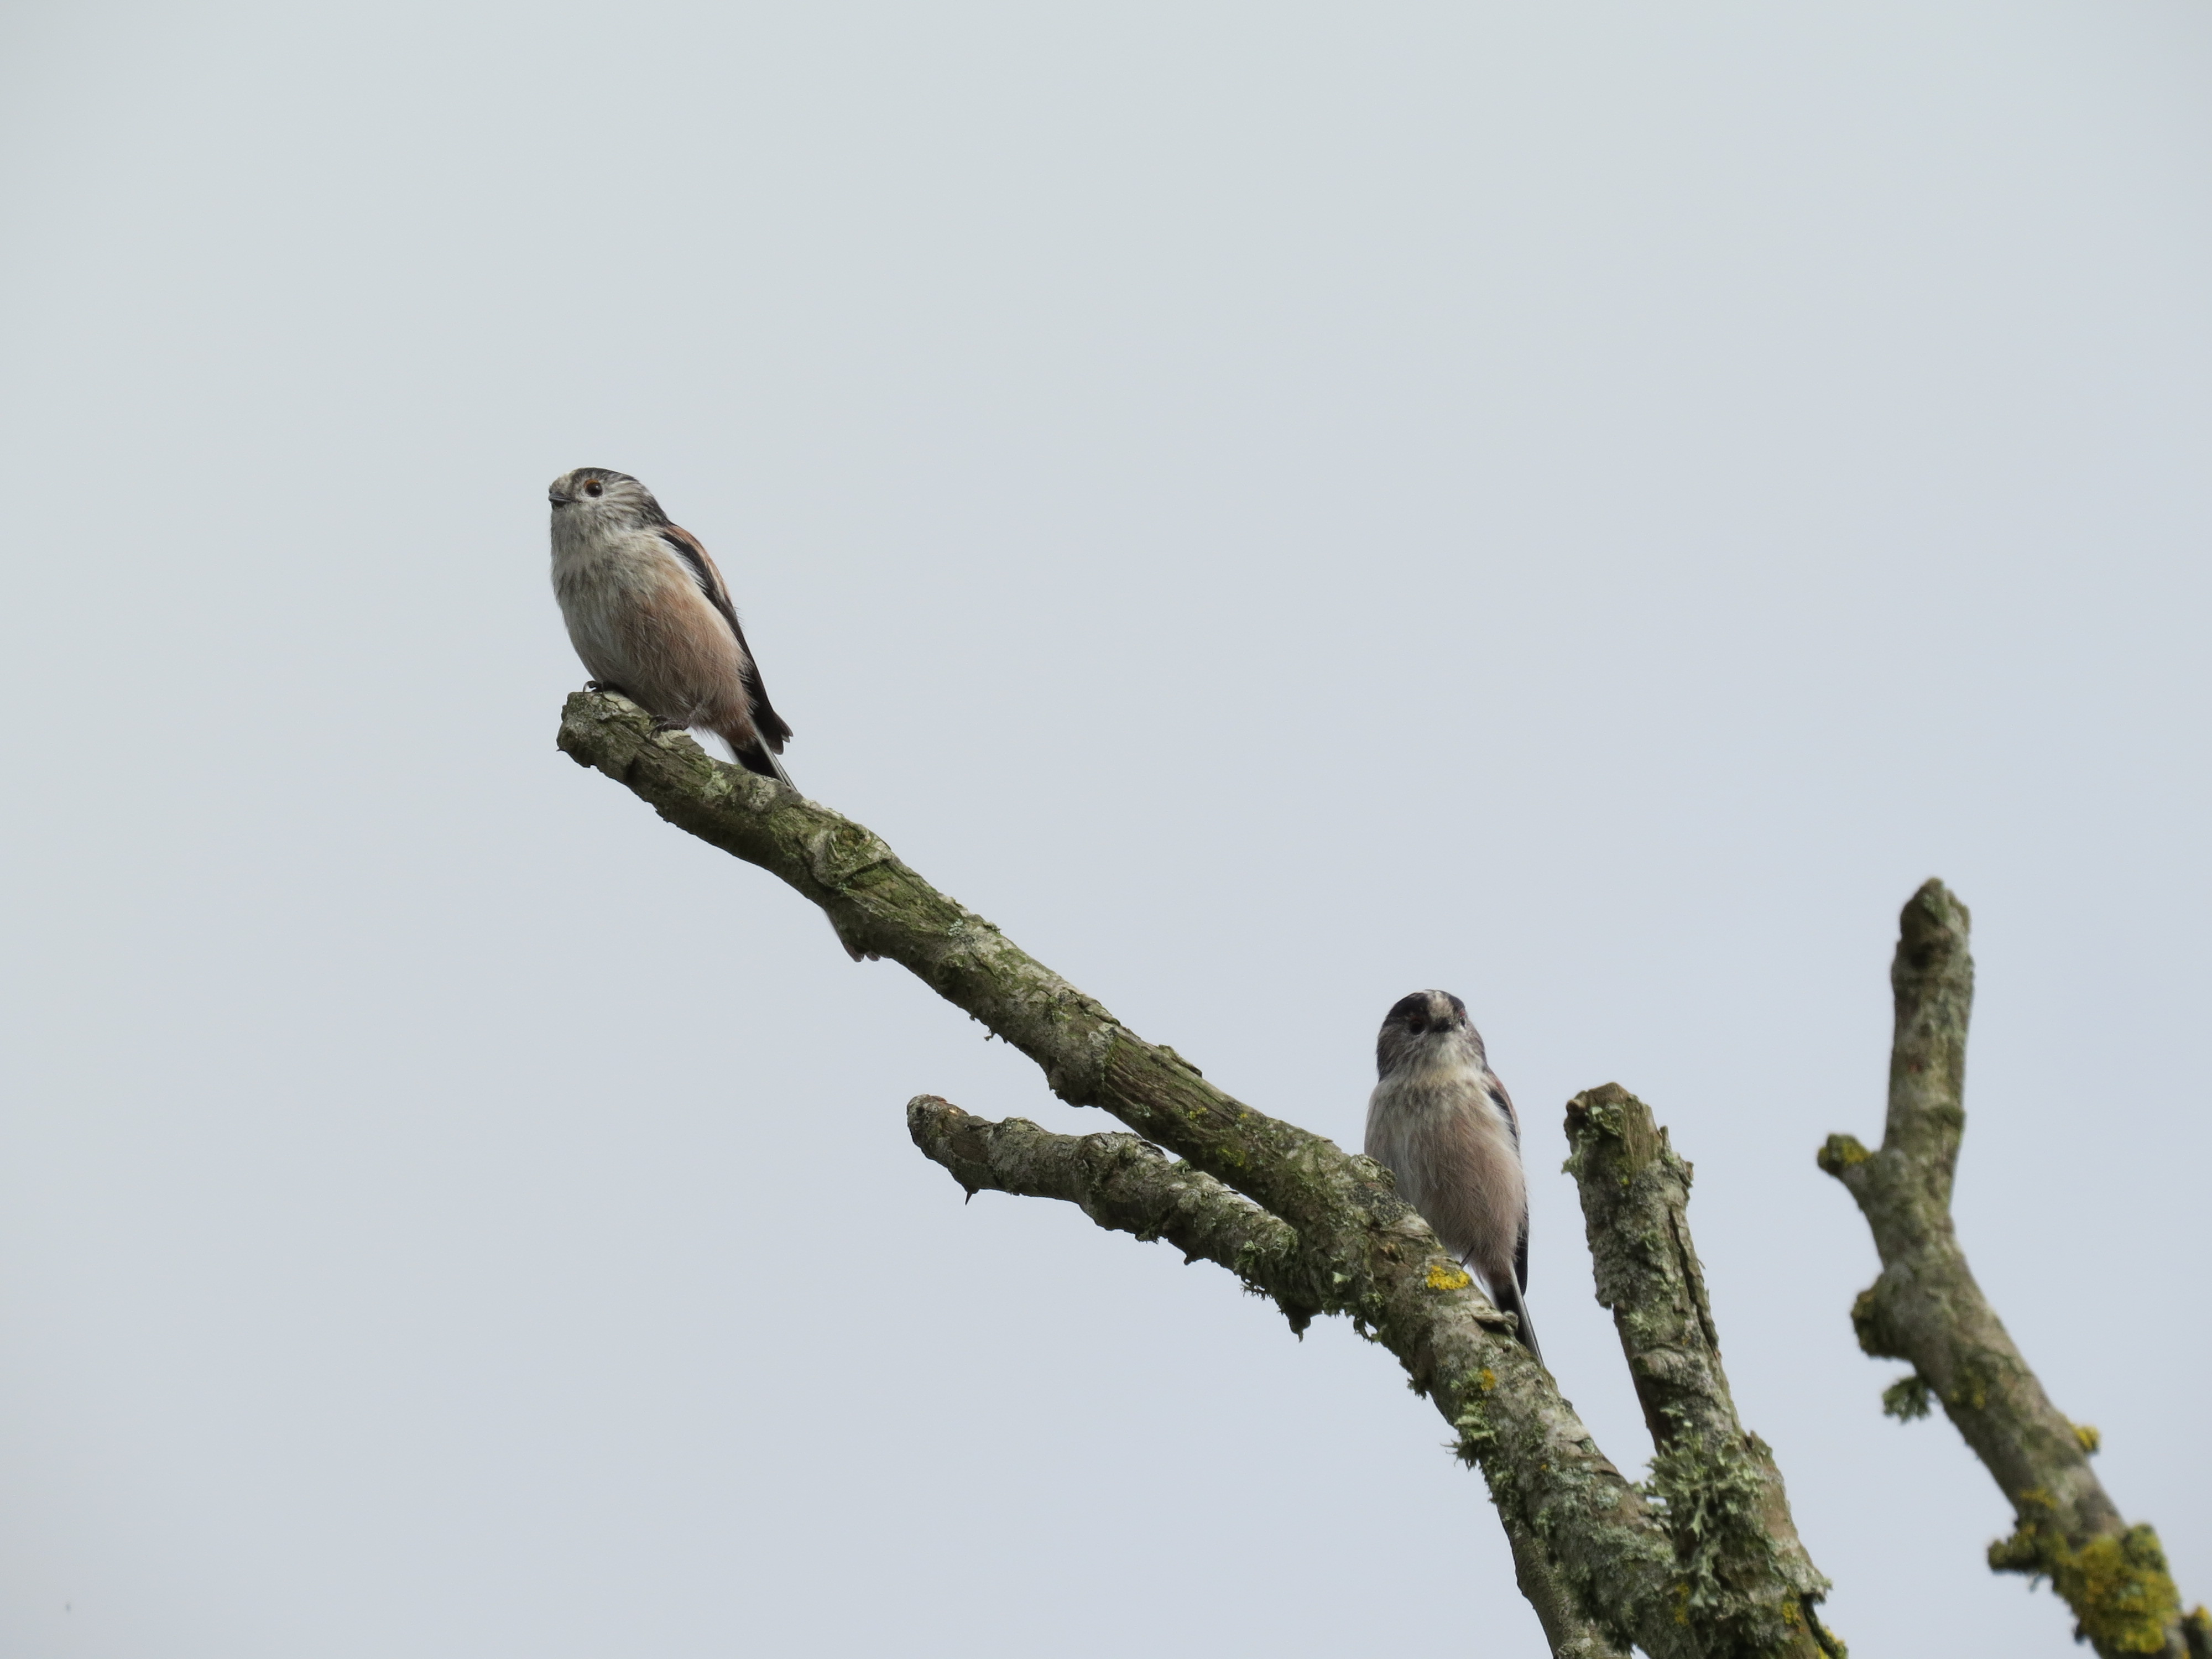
left=2, top=3, right=2208, bottom=1654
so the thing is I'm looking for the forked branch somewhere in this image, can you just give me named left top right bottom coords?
left=904, top=1098, right=1626, bottom=1659
left=558, top=688, right=1834, bottom=1657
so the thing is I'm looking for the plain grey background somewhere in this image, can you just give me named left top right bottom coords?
left=2, top=2, right=2206, bottom=1654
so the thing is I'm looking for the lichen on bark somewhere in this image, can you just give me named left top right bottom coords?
left=1990, top=1495, right=2183, bottom=1654
left=903, top=1095, right=1636, bottom=1659
left=1819, top=879, right=2198, bottom=1659
left=558, top=690, right=1846, bottom=1657
left=1566, top=1085, right=1840, bottom=1659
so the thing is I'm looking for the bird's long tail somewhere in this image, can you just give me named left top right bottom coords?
left=1494, top=1283, right=1545, bottom=1368
left=729, top=737, right=794, bottom=787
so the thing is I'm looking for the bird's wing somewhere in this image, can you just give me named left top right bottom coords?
left=1486, top=1077, right=1521, bottom=1149
left=659, top=524, right=793, bottom=751
left=1490, top=1074, right=1527, bottom=1290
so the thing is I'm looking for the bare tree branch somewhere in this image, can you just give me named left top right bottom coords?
left=1567, top=1086, right=1841, bottom=1657
left=905, top=1097, right=1629, bottom=1659
left=557, top=690, right=1839, bottom=1657
left=1819, top=879, right=2206, bottom=1659
left=905, top=1100, right=1316, bottom=1326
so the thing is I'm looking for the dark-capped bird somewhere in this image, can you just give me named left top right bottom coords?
left=1365, top=990, right=1542, bottom=1364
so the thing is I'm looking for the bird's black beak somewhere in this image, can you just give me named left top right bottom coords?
left=549, top=492, right=572, bottom=507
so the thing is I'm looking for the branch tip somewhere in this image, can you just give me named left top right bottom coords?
left=1834, top=880, right=2197, bottom=1658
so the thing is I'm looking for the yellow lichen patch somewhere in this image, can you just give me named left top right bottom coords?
left=1817, top=1134, right=1872, bottom=1174
left=1944, top=1362, right=1993, bottom=1412
left=1990, top=1493, right=2182, bottom=1653
left=1478, top=1368, right=1497, bottom=1394
left=1425, top=1261, right=1473, bottom=1291
left=2073, top=1423, right=2103, bottom=1455
left=2059, top=1530, right=2181, bottom=1652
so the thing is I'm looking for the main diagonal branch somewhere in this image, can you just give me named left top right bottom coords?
left=905, top=1097, right=1629, bottom=1659
left=557, top=689, right=1833, bottom=1658
left=1819, top=880, right=2206, bottom=1659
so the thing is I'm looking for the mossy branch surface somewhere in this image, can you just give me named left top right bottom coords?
left=905, top=1097, right=1630, bottom=1659
left=1818, top=880, right=2199, bottom=1658
left=1566, top=1085, right=1840, bottom=1658
left=560, top=689, right=1841, bottom=1658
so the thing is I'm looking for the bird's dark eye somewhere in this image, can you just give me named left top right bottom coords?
left=584, top=480, right=604, bottom=498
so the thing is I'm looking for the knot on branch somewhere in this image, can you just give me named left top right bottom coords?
left=797, top=818, right=898, bottom=891
left=1814, top=1134, right=1871, bottom=1181
left=1990, top=1493, right=2184, bottom=1655
left=1848, top=1286, right=1904, bottom=1361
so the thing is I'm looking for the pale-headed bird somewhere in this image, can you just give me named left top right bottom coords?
left=548, top=467, right=793, bottom=783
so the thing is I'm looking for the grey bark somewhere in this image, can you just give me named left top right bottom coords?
left=905, top=1099, right=1631, bottom=1659
left=1566, top=1086, right=1839, bottom=1656
left=1819, top=880, right=2204, bottom=1659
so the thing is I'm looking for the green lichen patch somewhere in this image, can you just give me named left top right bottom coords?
left=1940, top=1353, right=2000, bottom=1414
left=1645, top=1425, right=1826, bottom=1656
left=1452, top=1395, right=1499, bottom=1463
left=1990, top=1492, right=2183, bottom=1655
left=1880, top=1374, right=1932, bottom=1422
left=2073, top=1422, right=2103, bottom=1455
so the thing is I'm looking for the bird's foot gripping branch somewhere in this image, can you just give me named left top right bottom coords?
left=558, top=688, right=1844, bottom=1658
left=1819, top=880, right=2205, bottom=1659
